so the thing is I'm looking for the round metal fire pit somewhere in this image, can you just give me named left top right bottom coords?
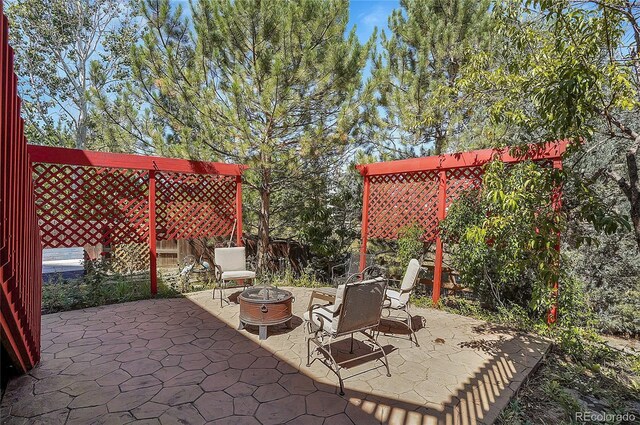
left=238, top=287, right=293, bottom=340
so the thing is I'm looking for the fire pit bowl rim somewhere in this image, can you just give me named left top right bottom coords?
left=238, top=286, right=294, bottom=304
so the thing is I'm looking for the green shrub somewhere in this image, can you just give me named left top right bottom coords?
left=567, top=233, right=640, bottom=337
left=267, top=264, right=325, bottom=288
left=42, top=260, right=179, bottom=314
left=397, top=224, right=424, bottom=267
left=440, top=160, right=563, bottom=318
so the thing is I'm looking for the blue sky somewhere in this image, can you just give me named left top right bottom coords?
left=348, top=0, right=398, bottom=43
left=157, top=1, right=399, bottom=44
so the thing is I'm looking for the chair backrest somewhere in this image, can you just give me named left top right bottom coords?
left=346, top=253, right=375, bottom=276
left=398, top=259, right=421, bottom=306
left=214, top=247, right=247, bottom=272
left=332, top=277, right=387, bottom=335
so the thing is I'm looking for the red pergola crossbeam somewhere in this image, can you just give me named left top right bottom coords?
left=356, top=140, right=568, bottom=176
left=28, top=145, right=247, bottom=176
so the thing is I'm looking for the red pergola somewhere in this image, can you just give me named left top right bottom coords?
left=29, top=145, right=247, bottom=295
left=356, top=141, right=568, bottom=305
left=2, top=4, right=252, bottom=372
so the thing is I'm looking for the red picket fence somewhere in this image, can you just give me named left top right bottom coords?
left=29, top=146, right=247, bottom=295
left=356, top=141, right=568, bottom=305
left=1, top=6, right=42, bottom=372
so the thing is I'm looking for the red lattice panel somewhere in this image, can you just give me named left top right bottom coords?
left=33, top=164, right=149, bottom=248
left=367, top=171, right=439, bottom=241
left=156, top=172, right=237, bottom=240
left=446, top=166, right=483, bottom=206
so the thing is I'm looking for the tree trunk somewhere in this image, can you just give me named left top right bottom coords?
left=257, top=167, right=271, bottom=271
left=626, top=145, right=640, bottom=251
left=434, top=125, right=446, bottom=155
left=598, top=110, right=640, bottom=250
left=76, top=103, right=87, bottom=149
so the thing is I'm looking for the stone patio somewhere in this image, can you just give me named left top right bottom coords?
left=0, top=287, right=550, bottom=424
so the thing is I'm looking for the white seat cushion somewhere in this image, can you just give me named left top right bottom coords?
left=384, top=289, right=405, bottom=309
left=215, top=247, right=247, bottom=271
left=303, top=305, right=335, bottom=331
left=221, top=271, right=256, bottom=280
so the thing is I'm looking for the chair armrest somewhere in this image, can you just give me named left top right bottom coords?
left=306, top=303, right=333, bottom=332
left=212, top=264, right=223, bottom=281
left=344, top=272, right=363, bottom=285
left=361, top=265, right=386, bottom=279
left=307, top=303, right=324, bottom=316
left=330, top=261, right=348, bottom=280
left=386, top=278, right=402, bottom=289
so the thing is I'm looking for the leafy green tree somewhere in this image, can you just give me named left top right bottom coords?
left=370, top=0, right=493, bottom=156
left=125, top=0, right=372, bottom=269
left=460, top=0, right=640, bottom=249
left=6, top=0, right=138, bottom=149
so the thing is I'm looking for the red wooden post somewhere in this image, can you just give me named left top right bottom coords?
left=148, top=170, right=157, bottom=295
left=236, top=175, right=243, bottom=247
left=432, top=170, right=447, bottom=305
left=548, top=159, right=563, bottom=324
left=359, top=174, right=371, bottom=272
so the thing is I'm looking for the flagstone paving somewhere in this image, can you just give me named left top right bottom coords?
left=0, top=287, right=550, bottom=424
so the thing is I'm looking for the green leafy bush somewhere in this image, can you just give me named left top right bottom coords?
left=267, top=264, right=325, bottom=288
left=42, top=259, right=178, bottom=314
left=397, top=224, right=425, bottom=268
left=440, top=160, right=563, bottom=318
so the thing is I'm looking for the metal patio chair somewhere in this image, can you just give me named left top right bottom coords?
left=213, top=247, right=256, bottom=307
left=382, top=258, right=422, bottom=346
left=304, top=277, right=390, bottom=395
left=331, top=253, right=376, bottom=286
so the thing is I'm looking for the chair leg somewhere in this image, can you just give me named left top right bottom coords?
left=325, top=340, right=344, bottom=396
left=405, top=305, right=419, bottom=347
left=349, top=333, right=354, bottom=354
left=306, top=335, right=312, bottom=367
left=366, top=331, right=391, bottom=378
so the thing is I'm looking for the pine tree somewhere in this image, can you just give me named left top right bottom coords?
left=371, top=0, right=493, bottom=155
left=126, top=0, right=372, bottom=268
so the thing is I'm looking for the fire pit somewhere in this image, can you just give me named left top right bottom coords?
left=238, top=286, right=294, bottom=340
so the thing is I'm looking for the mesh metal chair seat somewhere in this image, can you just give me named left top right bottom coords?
left=213, top=247, right=256, bottom=307
left=304, top=277, right=390, bottom=395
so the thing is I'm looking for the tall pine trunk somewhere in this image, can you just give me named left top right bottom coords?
left=257, top=166, right=271, bottom=271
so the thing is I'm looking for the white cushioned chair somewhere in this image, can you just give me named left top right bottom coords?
left=304, top=277, right=390, bottom=395
left=213, top=247, right=255, bottom=307
left=382, top=258, right=421, bottom=346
